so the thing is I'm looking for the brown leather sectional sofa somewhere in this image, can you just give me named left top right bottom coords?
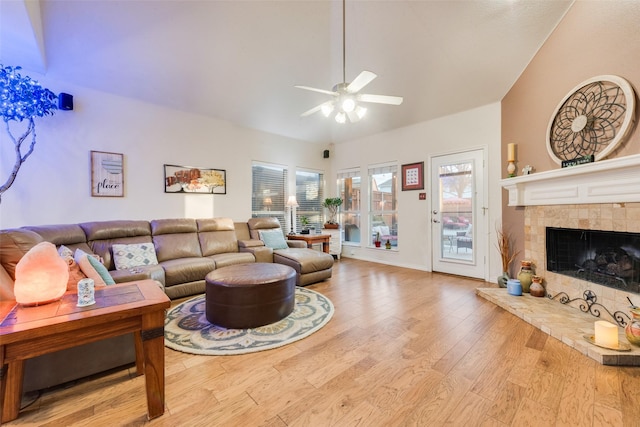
left=0, top=217, right=333, bottom=393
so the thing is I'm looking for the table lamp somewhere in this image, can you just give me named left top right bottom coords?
left=286, top=196, right=299, bottom=235
left=14, top=242, right=68, bottom=306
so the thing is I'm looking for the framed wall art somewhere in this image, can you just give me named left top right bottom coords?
left=91, top=151, right=124, bottom=197
left=401, top=161, right=424, bottom=191
left=164, top=164, right=226, bottom=194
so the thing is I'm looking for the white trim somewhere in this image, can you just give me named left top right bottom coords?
left=501, top=154, right=640, bottom=206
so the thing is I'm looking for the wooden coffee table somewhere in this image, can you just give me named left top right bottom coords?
left=287, top=234, right=331, bottom=253
left=0, top=280, right=170, bottom=423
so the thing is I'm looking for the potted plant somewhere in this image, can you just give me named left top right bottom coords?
left=374, top=232, right=381, bottom=247
left=495, top=223, right=520, bottom=287
left=300, top=216, right=310, bottom=234
left=322, top=197, right=343, bottom=229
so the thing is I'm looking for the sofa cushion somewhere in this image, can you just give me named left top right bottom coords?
left=198, top=218, right=239, bottom=256
left=0, top=229, right=43, bottom=280
left=208, top=252, right=255, bottom=268
left=259, top=229, right=288, bottom=249
left=247, top=217, right=282, bottom=239
left=112, top=243, right=159, bottom=270
left=159, top=257, right=215, bottom=287
left=273, top=248, right=334, bottom=274
left=152, top=219, right=202, bottom=262
left=81, top=220, right=153, bottom=270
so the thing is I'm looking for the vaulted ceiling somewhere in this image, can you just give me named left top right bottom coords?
left=1, top=0, right=573, bottom=144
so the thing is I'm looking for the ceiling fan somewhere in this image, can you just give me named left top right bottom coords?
left=295, top=0, right=403, bottom=124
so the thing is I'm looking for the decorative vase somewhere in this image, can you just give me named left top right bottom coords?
left=517, top=260, right=534, bottom=293
left=374, top=241, right=381, bottom=248
left=625, top=308, right=640, bottom=346
left=507, top=279, right=522, bottom=296
left=497, top=272, right=509, bottom=288
left=385, top=239, right=391, bottom=250
left=529, top=275, right=545, bottom=297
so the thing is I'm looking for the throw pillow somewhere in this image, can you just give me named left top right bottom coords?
left=57, top=245, right=88, bottom=291
left=258, top=229, right=289, bottom=250
left=74, top=248, right=108, bottom=287
left=112, top=243, right=159, bottom=270
left=86, top=253, right=116, bottom=285
left=58, top=245, right=74, bottom=259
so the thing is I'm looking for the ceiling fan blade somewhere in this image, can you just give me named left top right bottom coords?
left=294, top=85, right=338, bottom=96
left=346, top=71, right=377, bottom=93
left=301, top=101, right=333, bottom=118
left=359, top=93, right=404, bottom=105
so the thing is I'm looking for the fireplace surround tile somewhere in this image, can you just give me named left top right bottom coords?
left=477, top=288, right=640, bottom=366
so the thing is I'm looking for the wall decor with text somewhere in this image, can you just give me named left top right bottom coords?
left=91, top=151, right=124, bottom=197
left=164, top=164, right=226, bottom=194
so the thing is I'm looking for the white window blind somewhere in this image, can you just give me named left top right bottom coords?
left=295, top=169, right=324, bottom=231
left=251, top=162, right=288, bottom=229
left=338, top=168, right=361, bottom=243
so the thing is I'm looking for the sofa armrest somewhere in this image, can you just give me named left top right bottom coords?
left=238, top=239, right=264, bottom=248
left=109, top=264, right=165, bottom=286
left=286, top=240, right=307, bottom=249
left=239, top=246, right=273, bottom=263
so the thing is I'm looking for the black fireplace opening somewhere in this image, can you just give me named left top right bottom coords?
left=546, top=227, right=640, bottom=294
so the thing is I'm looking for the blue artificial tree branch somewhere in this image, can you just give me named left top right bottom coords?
left=0, top=65, right=57, bottom=202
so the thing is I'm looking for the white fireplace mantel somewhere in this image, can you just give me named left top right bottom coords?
left=500, top=154, right=640, bottom=207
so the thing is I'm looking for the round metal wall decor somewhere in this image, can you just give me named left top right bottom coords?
left=546, top=75, right=636, bottom=165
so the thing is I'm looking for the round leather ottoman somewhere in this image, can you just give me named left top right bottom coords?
left=205, top=263, right=296, bottom=329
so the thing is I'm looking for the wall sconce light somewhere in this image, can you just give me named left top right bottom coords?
left=14, top=242, right=68, bottom=306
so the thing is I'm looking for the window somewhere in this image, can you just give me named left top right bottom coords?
left=369, top=164, right=398, bottom=248
left=295, top=169, right=324, bottom=232
left=251, top=162, right=288, bottom=229
left=337, top=169, right=361, bottom=244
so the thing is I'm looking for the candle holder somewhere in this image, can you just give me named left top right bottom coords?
left=507, top=160, right=516, bottom=177
left=583, top=335, right=631, bottom=351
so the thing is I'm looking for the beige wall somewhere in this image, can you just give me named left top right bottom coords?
left=501, top=1, right=640, bottom=262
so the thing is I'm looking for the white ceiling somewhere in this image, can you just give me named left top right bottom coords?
left=1, top=0, right=573, bottom=144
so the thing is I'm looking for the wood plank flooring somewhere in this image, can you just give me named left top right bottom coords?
left=9, top=258, right=640, bottom=426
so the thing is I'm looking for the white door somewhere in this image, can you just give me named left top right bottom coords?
left=430, top=149, right=487, bottom=279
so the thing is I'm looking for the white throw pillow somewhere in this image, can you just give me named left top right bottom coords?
left=112, top=243, right=159, bottom=270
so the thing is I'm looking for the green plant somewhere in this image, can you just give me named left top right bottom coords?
left=322, top=197, right=343, bottom=224
left=300, top=216, right=310, bottom=227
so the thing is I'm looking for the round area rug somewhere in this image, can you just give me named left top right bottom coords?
left=164, top=287, right=334, bottom=355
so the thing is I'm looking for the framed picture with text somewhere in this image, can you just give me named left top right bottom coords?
left=91, top=151, right=124, bottom=197
left=401, top=161, right=424, bottom=191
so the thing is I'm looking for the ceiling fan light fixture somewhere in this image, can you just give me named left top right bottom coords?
left=335, top=112, right=347, bottom=124
left=321, top=102, right=334, bottom=117
left=356, top=105, right=367, bottom=120
left=341, top=97, right=356, bottom=112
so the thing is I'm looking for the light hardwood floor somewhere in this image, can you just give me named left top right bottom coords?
left=9, top=258, right=640, bottom=426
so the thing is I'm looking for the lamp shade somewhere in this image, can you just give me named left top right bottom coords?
left=14, top=242, right=68, bottom=306
left=286, top=196, right=299, bottom=208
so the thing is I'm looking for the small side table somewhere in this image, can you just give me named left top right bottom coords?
left=0, top=280, right=170, bottom=423
left=287, top=234, right=331, bottom=253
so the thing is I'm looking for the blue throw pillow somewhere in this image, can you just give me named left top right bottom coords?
left=86, top=252, right=116, bottom=285
left=259, top=229, right=289, bottom=250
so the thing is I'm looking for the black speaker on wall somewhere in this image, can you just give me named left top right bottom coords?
left=58, top=93, right=74, bottom=111
left=323, top=149, right=330, bottom=159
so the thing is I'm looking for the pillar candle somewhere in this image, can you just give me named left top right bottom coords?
left=507, top=143, right=516, bottom=162
left=594, top=320, right=618, bottom=348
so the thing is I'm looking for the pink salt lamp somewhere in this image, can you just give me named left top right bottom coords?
left=14, top=242, right=69, bottom=306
